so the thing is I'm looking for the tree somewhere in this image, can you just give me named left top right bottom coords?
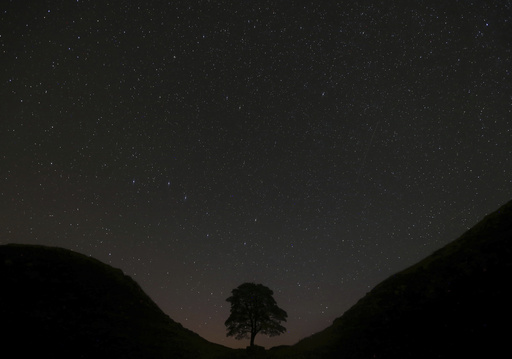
left=225, top=282, right=287, bottom=347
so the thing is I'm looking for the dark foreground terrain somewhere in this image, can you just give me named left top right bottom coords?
left=270, top=199, right=512, bottom=359
left=2, top=200, right=511, bottom=358
left=0, top=243, right=234, bottom=359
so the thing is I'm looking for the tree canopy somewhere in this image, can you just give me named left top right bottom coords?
left=225, top=282, right=287, bottom=347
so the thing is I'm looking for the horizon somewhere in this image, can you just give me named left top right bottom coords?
left=2, top=197, right=506, bottom=350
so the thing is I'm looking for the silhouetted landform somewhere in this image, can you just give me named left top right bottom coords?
left=271, top=199, right=512, bottom=358
left=2, top=199, right=511, bottom=359
left=0, top=244, right=234, bottom=359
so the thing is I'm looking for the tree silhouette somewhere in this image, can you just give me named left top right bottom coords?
left=225, top=282, right=287, bottom=347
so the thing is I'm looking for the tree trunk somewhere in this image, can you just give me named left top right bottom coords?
left=250, top=331, right=256, bottom=347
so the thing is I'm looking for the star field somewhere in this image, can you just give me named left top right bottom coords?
left=1, top=0, right=511, bottom=348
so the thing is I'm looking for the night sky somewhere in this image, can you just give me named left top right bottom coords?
left=1, top=0, right=511, bottom=349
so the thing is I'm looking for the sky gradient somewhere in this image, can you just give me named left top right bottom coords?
left=1, top=0, right=511, bottom=348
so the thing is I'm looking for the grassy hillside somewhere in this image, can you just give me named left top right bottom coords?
left=2, top=200, right=510, bottom=358
left=0, top=244, right=235, bottom=359
left=272, top=199, right=512, bottom=358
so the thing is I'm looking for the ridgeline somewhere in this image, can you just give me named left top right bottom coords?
left=2, top=199, right=511, bottom=358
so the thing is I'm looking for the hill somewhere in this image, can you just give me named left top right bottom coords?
left=2, top=200, right=511, bottom=358
left=272, top=199, right=512, bottom=358
left=0, top=244, right=235, bottom=359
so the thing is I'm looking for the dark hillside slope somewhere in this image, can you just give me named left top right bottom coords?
left=0, top=244, right=232, bottom=359
left=276, top=199, right=512, bottom=359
